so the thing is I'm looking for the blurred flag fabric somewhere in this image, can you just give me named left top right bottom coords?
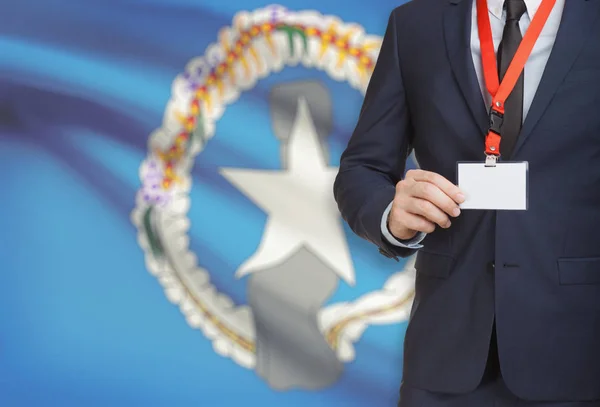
left=0, top=0, right=419, bottom=406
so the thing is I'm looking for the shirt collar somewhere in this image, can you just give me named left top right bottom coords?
left=487, top=0, right=542, bottom=20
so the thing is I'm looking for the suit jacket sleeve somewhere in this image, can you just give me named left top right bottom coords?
left=333, top=9, right=416, bottom=260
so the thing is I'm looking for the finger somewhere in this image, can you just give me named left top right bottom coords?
left=406, top=169, right=464, bottom=204
left=405, top=197, right=451, bottom=228
left=392, top=210, right=436, bottom=234
left=411, top=182, right=461, bottom=218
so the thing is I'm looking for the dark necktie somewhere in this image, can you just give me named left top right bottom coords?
left=497, top=0, right=527, bottom=159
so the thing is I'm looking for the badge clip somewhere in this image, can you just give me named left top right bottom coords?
left=485, top=154, right=498, bottom=167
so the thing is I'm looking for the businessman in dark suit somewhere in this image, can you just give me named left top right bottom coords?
left=334, top=0, right=600, bottom=405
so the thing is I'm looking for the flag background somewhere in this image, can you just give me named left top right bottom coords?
left=0, top=0, right=417, bottom=406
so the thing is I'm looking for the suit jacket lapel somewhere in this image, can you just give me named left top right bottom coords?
left=513, top=0, right=600, bottom=156
left=444, top=0, right=489, bottom=137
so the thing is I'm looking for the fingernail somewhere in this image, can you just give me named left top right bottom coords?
left=456, top=193, right=465, bottom=203
left=444, top=221, right=452, bottom=228
left=453, top=208, right=461, bottom=217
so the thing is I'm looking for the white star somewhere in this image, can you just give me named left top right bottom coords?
left=219, top=97, right=355, bottom=285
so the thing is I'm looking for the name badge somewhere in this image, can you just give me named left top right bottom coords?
left=457, top=162, right=528, bottom=210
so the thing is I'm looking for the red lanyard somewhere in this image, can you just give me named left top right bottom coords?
left=477, top=0, right=556, bottom=157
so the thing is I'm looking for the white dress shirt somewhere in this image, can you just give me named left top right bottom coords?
left=381, top=0, right=565, bottom=248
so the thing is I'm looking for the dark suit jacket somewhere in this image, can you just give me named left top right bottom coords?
left=334, top=0, right=600, bottom=401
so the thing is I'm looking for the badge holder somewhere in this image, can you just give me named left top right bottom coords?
left=457, top=109, right=529, bottom=211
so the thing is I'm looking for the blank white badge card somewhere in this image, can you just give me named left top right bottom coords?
left=457, top=162, right=528, bottom=210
